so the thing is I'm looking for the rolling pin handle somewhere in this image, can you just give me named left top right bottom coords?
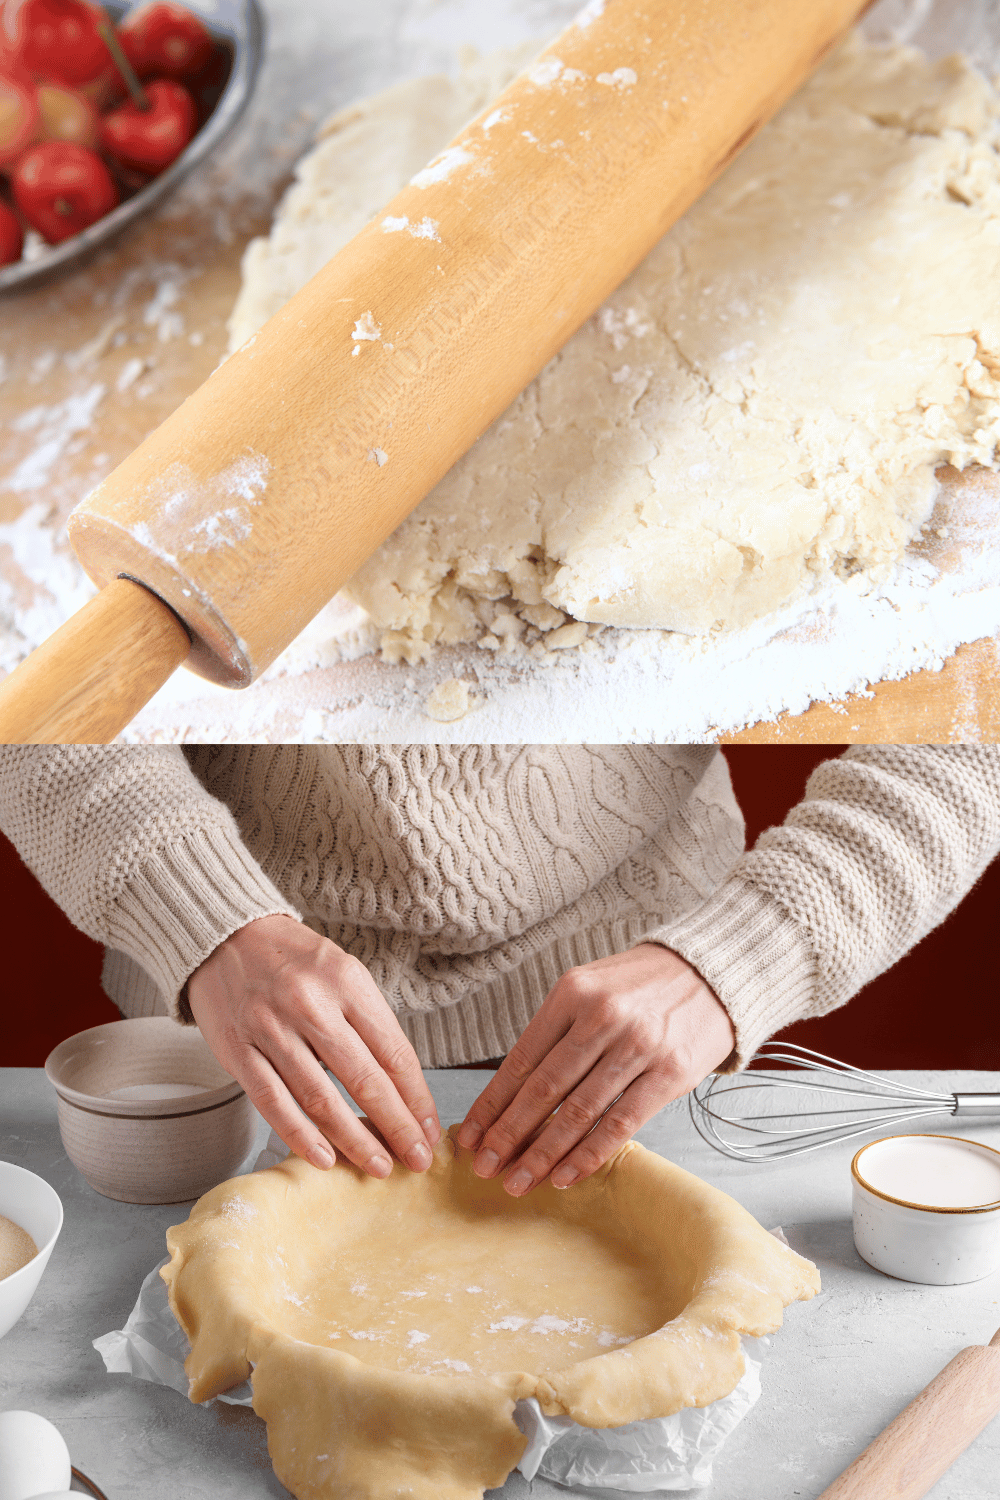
left=116, top=573, right=194, bottom=641
left=0, top=576, right=191, bottom=744
left=816, top=1332, right=1000, bottom=1500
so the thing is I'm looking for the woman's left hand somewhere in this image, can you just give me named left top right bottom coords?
left=456, top=943, right=735, bottom=1195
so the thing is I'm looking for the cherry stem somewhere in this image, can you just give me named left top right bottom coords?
left=97, top=17, right=150, bottom=112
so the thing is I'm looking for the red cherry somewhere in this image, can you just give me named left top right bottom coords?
left=12, top=138, right=117, bottom=242
left=4, top=0, right=112, bottom=88
left=100, top=76, right=195, bottom=175
left=118, top=2, right=213, bottom=81
left=0, top=197, right=23, bottom=263
left=36, top=80, right=97, bottom=148
left=0, top=69, right=39, bottom=166
left=0, top=18, right=32, bottom=84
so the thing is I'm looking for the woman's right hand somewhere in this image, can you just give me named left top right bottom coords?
left=186, top=913, right=440, bottom=1177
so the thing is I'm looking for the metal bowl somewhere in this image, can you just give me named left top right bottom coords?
left=0, top=0, right=265, bottom=293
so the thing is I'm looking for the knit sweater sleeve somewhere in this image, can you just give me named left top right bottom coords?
left=646, top=745, right=1000, bottom=1069
left=0, top=745, right=301, bottom=1021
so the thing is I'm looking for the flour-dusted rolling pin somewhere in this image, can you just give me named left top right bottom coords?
left=817, top=1326, right=1000, bottom=1500
left=0, top=0, right=873, bottom=743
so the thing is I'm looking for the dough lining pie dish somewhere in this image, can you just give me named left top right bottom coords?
left=162, top=1129, right=819, bottom=1499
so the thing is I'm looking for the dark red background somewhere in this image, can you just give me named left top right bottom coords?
left=2, top=746, right=996, bottom=1070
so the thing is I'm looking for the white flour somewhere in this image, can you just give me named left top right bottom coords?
left=1, top=0, right=998, bottom=741
left=114, top=467, right=1000, bottom=743
left=6, top=385, right=106, bottom=494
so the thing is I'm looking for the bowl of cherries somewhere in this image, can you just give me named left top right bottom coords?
left=0, top=0, right=263, bottom=288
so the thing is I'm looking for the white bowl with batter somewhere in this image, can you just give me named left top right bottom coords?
left=852, top=1134, right=1000, bottom=1285
left=0, top=1162, right=63, bottom=1339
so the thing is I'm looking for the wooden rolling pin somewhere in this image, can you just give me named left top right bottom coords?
left=817, top=1327, right=1000, bottom=1500
left=0, top=0, right=873, bottom=743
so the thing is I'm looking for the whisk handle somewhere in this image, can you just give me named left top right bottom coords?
left=951, top=1093, right=1000, bottom=1118
left=816, top=1332, right=1000, bottom=1500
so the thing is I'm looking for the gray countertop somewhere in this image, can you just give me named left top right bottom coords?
left=2, top=1066, right=999, bottom=1500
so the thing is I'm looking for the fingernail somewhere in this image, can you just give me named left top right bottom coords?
left=457, top=1120, right=483, bottom=1150
left=506, top=1167, right=533, bottom=1196
left=474, top=1147, right=500, bottom=1178
left=406, top=1141, right=433, bottom=1171
left=423, top=1116, right=441, bottom=1145
left=308, top=1144, right=334, bottom=1170
left=367, top=1154, right=392, bottom=1179
left=551, top=1164, right=579, bottom=1189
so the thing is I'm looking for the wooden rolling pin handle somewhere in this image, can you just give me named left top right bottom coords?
left=817, top=1327, right=1000, bottom=1500
left=0, top=577, right=191, bottom=744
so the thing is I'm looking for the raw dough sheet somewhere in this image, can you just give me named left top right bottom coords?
left=94, top=1123, right=781, bottom=1493
left=156, top=1131, right=819, bottom=1499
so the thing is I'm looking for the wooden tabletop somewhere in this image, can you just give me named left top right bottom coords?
left=2, top=198, right=997, bottom=745
left=723, top=636, right=1000, bottom=743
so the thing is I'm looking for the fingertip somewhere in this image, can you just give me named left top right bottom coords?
left=473, top=1147, right=500, bottom=1178
left=405, top=1141, right=433, bottom=1171
left=422, top=1115, right=441, bottom=1146
left=307, top=1143, right=335, bottom=1170
left=457, top=1119, right=484, bottom=1150
left=366, top=1153, right=392, bottom=1179
left=504, top=1166, right=533, bottom=1197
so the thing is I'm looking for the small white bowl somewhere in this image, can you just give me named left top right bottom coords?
left=0, top=1162, right=64, bottom=1339
left=852, top=1134, right=1000, bottom=1285
left=45, top=1017, right=257, bottom=1204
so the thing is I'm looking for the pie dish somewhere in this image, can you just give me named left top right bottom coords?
left=162, top=1128, right=820, bottom=1499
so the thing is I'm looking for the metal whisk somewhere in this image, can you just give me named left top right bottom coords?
left=689, top=1043, right=1000, bottom=1162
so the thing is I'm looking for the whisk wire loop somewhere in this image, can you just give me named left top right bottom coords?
left=688, top=1042, right=998, bottom=1162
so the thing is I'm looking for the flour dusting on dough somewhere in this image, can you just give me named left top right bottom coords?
left=220, top=1197, right=258, bottom=1222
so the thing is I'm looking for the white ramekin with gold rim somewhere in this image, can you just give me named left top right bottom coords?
left=852, top=1133, right=1000, bottom=1285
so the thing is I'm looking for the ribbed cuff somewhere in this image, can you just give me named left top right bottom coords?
left=105, top=825, right=301, bottom=1022
left=642, top=877, right=818, bottom=1070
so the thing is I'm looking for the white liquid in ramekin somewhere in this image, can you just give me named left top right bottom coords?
left=855, top=1135, right=1000, bottom=1209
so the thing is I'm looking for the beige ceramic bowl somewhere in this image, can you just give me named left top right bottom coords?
left=45, top=1017, right=257, bottom=1204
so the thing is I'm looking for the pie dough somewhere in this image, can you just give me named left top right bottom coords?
left=161, top=1129, right=819, bottom=1500
left=228, top=33, right=1000, bottom=660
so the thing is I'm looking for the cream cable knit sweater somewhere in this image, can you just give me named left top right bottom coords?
left=1, top=745, right=997, bottom=1069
